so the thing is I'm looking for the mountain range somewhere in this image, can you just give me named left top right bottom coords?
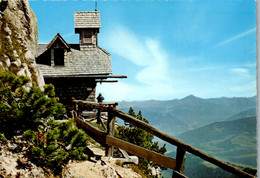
left=118, top=95, right=256, bottom=136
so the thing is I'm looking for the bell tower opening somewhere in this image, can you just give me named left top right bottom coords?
left=74, top=11, right=101, bottom=49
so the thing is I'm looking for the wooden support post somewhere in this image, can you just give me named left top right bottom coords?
left=172, top=146, right=186, bottom=178
left=97, top=108, right=101, bottom=124
left=105, top=107, right=116, bottom=157
left=71, top=110, right=77, bottom=119
left=75, top=102, right=80, bottom=117
left=95, top=105, right=107, bottom=130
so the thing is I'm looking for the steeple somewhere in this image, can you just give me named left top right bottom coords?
left=74, top=11, right=101, bottom=49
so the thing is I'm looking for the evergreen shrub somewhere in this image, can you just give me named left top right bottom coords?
left=23, top=119, right=93, bottom=175
left=0, top=71, right=66, bottom=138
left=0, top=133, right=6, bottom=142
left=0, top=68, right=95, bottom=175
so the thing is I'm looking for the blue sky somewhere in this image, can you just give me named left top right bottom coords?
left=30, top=0, right=256, bottom=101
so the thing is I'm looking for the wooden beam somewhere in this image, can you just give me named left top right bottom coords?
left=76, top=101, right=118, bottom=111
left=95, top=79, right=118, bottom=83
left=76, top=101, right=109, bottom=112
left=106, top=135, right=177, bottom=170
left=74, top=117, right=106, bottom=146
left=172, top=170, right=188, bottom=178
left=44, top=75, right=127, bottom=79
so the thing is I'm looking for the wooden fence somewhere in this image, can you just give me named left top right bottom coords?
left=74, top=100, right=255, bottom=178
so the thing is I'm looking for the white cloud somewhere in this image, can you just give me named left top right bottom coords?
left=231, top=68, right=248, bottom=73
left=136, top=39, right=171, bottom=85
left=103, top=25, right=151, bottom=67
left=228, top=68, right=256, bottom=96
left=214, top=28, right=256, bottom=48
left=98, top=25, right=256, bottom=101
left=230, top=68, right=250, bottom=78
left=98, top=25, right=175, bottom=101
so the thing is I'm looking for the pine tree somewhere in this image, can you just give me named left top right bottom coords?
left=117, top=107, right=167, bottom=177
left=0, top=71, right=66, bottom=138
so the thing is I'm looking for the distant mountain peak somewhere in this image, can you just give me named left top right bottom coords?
left=182, top=95, right=199, bottom=100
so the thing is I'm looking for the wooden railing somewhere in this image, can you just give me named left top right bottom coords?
left=74, top=100, right=255, bottom=178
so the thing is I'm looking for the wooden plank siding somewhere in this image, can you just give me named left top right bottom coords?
left=45, top=78, right=96, bottom=102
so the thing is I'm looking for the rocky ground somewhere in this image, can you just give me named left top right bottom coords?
left=63, top=146, right=142, bottom=178
left=0, top=139, right=45, bottom=177
left=0, top=140, right=142, bottom=178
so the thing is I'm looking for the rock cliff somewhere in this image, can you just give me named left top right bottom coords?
left=0, top=0, right=44, bottom=88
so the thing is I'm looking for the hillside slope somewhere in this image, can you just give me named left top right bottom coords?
left=162, top=116, right=256, bottom=177
left=226, top=108, right=256, bottom=121
left=176, top=117, right=257, bottom=167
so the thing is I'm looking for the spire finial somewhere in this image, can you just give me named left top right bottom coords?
left=95, top=1, right=98, bottom=11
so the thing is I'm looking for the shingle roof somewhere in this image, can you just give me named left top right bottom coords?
left=35, top=44, right=48, bottom=58
left=47, top=33, right=70, bottom=49
left=74, top=11, right=101, bottom=29
left=36, top=45, right=112, bottom=77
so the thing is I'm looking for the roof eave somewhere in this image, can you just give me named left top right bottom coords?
left=43, top=74, right=127, bottom=79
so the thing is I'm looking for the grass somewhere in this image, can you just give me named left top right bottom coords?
left=115, top=160, right=123, bottom=167
left=127, top=164, right=149, bottom=178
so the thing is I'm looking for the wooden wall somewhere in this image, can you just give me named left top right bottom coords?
left=45, top=77, right=96, bottom=104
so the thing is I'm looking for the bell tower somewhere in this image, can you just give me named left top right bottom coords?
left=74, top=11, right=101, bottom=50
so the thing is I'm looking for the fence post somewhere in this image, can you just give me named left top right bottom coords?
left=97, top=106, right=103, bottom=125
left=105, top=106, right=116, bottom=157
left=172, top=146, right=186, bottom=178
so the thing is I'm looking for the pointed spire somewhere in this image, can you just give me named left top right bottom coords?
left=95, top=1, right=98, bottom=11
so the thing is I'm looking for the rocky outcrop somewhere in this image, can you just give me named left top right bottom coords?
left=0, top=0, right=44, bottom=88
